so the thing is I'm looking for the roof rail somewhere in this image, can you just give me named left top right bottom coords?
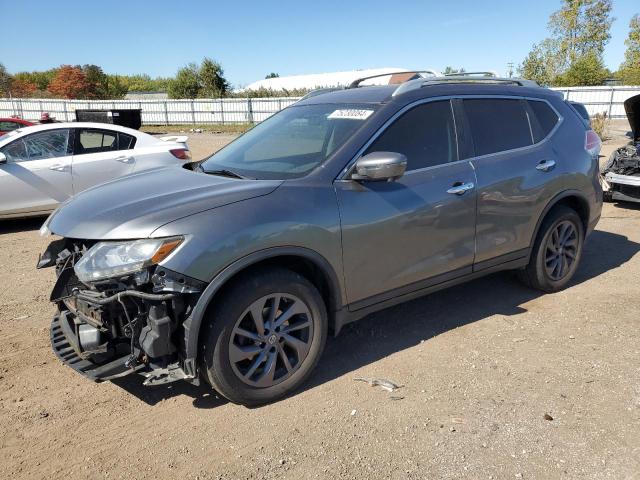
left=392, top=76, right=540, bottom=97
left=443, top=71, right=498, bottom=77
left=348, top=70, right=441, bottom=89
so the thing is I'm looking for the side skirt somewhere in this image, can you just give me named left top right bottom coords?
left=333, top=250, right=529, bottom=335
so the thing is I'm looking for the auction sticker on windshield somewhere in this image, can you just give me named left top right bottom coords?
left=328, top=109, right=374, bottom=120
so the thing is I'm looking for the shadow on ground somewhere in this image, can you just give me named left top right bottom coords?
left=0, top=216, right=46, bottom=235
left=112, top=229, right=639, bottom=408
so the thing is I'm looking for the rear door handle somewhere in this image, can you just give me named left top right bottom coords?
left=115, top=155, right=134, bottom=164
left=536, top=159, right=556, bottom=172
left=49, top=164, right=68, bottom=172
left=446, top=182, right=475, bottom=195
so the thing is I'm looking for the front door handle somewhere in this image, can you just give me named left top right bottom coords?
left=447, top=181, right=475, bottom=195
left=536, top=159, right=556, bottom=172
left=115, top=155, right=134, bottom=164
left=49, top=164, right=68, bottom=172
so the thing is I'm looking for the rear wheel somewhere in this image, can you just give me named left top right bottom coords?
left=517, top=206, right=584, bottom=292
left=202, top=268, right=327, bottom=406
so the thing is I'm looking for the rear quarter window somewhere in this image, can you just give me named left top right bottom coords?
left=527, top=100, right=560, bottom=142
left=463, top=99, right=533, bottom=156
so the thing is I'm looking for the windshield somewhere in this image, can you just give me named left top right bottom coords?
left=201, top=103, right=378, bottom=179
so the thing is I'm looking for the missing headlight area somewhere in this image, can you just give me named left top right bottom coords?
left=43, top=238, right=205, bottom=385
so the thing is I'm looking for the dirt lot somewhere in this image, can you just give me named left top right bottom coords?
left=1, top=124, right=639, bottom=480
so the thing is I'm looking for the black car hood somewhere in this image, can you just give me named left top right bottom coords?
left=624, top=93, right=640, bottom=142
left=47, top=166, right=282, bottom=240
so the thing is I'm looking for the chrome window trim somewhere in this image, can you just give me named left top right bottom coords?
left=337, top=94, right=563, bottom=181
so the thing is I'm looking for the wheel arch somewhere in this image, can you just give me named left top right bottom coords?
left=182, top=247, right=345, bottom=367
left=530, top=190, right=590, bottom=255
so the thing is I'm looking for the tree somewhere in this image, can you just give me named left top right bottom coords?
left=47, top=65, right=92, bottom=99
left=0, top=63, right=12, bottom=97
left=168, top=63, right=200, bottom=99
left=555, top=52, right=610, bottom=86
left=10, top=79, right=37, bottom=97
left=519, top=40, right=561, bottom=85
left=521, top=0, right=614, bottom=86
left=618, top=14, right=640, bottom=85
left=265, top=72, right=280, bottom=79
left=442, top=66, right=466, bottom=75
left=199, top=57, right=228, bottom=98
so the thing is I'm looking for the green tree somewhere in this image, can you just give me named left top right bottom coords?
left=521, top=0, right=614, bottom=86
left=555, top=52, right=610, bottom=86
left=168, top=63, right=200, bottom=98
left=265, top=72, right=280, bottom=79
left=0, top=63, right=13, bottom=97
left=442, top=66, right=466, bottom=75
left=618, top=14, right=640, bottom=85
left=199, top=57, right=228, bottom=98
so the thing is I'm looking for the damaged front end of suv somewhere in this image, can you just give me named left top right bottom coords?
left=39, top=234, right=205, bottom=386
left=602, top=93, right=640, bottom=202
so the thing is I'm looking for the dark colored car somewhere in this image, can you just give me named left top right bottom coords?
left=568, top=101, right=591, bottom=126
left=0, top=118, right=34, bottom=135
left=601, top=93, right=640, bottom=202
left=39, top=74, right=603, bottom=406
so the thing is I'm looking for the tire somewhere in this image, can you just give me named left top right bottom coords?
left=602, top=190, right=613, bottom=203
left=201, top=268, right=328, bottom=406
left=517, top=205, right=584, bottom=293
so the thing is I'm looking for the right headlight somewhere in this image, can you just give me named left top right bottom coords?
left=74, top=236, right=183, bottom=283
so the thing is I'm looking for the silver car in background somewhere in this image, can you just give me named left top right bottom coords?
left=0, top=122, right=190, bottom=218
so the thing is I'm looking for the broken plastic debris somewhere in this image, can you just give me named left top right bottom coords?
left=354, top=377, right=401, bottom=392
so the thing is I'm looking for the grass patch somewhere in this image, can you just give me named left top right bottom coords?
left=591, top=112, right=611, bottom=141
left=141, top=123, right=253, bottom=135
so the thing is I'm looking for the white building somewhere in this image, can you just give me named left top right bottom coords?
left=242, top=67, right=432, bottom=91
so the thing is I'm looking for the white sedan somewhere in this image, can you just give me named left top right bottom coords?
left=0, top=122, right=190, bottom=219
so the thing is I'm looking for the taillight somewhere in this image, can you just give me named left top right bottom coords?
left=585, top=130, right=601, bottom=158
left=170, top=148, right=191, bottom=160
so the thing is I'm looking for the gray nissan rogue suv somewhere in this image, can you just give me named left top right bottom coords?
left=39, top=74, right=603, bottom=406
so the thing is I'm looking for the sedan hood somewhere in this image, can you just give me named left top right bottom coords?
left=624, top=93, right=640, bottom=142
left=47, top=167, right=282, bottom=240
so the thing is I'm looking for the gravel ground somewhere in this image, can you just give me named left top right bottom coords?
left=0, top=124, right=639, bottom=480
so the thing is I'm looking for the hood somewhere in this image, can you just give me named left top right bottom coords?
left=624, top=93, right=640, bottom=142
left=47, top=166, right=282, bottom=240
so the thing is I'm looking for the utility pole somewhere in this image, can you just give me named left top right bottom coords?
left=507, top=62, right=514, bottom=78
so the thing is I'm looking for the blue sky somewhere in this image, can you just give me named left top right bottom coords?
left=1, top=0, right=637, bottom=87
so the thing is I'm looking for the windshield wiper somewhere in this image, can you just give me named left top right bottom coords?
left=203, top=169, right=252, bottom=180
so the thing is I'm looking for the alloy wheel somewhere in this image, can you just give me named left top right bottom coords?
left=229, top=293, right=313, bottom=387
left=544, top=220, right=579, bottom=281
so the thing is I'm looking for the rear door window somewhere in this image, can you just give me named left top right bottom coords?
left=365, top=100, right=458, bottom=171
left=77, top=129, right=118, bottom=154
left=463, top=99, right=533, bottom=156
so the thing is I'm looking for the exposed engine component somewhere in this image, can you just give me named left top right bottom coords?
left=602, top=142, right=640, bottom=177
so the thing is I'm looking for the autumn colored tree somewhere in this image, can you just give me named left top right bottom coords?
left=47, top=65, right=91, bottom=99
left=10, top=79, right=37, bottom=97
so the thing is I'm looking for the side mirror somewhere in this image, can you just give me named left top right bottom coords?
left=0, top=152, right=6, bottom=165
left=352, top=151, right=407, bottom=181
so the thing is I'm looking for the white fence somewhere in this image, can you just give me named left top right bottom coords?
left=0, top=86, right=638, bottom=125
left=0, top=97, right=301, bottom=125
left=550, top=86, right=640, bottom=118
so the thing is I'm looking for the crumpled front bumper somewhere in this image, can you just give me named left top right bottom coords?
left=605, top=172, right=640, bottom=202
left=50, top=310, right=143, bottom=382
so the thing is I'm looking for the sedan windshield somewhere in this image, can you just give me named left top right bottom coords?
left=201, top=103, right=378, bottom=179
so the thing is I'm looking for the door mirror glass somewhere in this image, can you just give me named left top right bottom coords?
left=352, top=151, right=407, bottom=181
left=0, top=152, right=6, bottom=164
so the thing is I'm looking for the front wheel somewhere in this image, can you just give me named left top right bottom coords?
left=517, top=206, right=584, bottom=292
left=201, top=268, right=328, bottom=406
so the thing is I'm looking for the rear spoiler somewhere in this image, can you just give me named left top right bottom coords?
left=159, top=135, right=189, bottom=145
